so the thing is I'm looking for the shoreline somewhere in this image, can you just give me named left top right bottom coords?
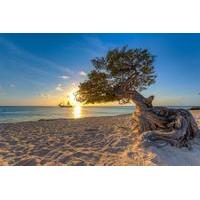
left=0, top=114, right=132, bottom=125
left=0, top=111, right=200, bottom=166
left=0, top=105, right=197, bottom=124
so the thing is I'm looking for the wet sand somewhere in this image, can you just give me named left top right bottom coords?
left=0, top=111, right=200, bottom=166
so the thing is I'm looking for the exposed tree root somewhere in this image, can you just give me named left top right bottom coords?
left=130, top=91, right=200, bottom=148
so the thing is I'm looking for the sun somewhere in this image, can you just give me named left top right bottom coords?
left=68, top=91, right=82, bottom=118
left=68, top=91, right=80, bottom=106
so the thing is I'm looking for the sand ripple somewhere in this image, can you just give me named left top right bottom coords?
left=0, top=115, right=153, bottom=166
left=0, top=111, right=199, bottom=166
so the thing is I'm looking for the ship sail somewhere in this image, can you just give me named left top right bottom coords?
left=58, top=97, right=72, bottom=108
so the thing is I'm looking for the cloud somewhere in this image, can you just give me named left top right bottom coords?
left=79, top=70, right=87, bottom=76
left=10, top=84, right=16, bottom=88
left=59, top=75, right=70, bottom=79
left=80, top=36, right=116, bottom=58
left=39, top=93, right=50, bottom=99
left=83, top=37, right=106, bottom=52
left=0, top=85, right=6, bottom=96
left=0, top=37, right=73, bottom=73
left=56, top=84, right=64, bottom=92
left=0, top=37, right=73, bottom=88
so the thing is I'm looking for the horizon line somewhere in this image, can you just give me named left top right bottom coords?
left=0, top=105, right=197, bottom=107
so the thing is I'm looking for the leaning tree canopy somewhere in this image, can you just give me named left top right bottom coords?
left=77, top=46, right=156, bottom=104
left=77, top=46, right=200, bottom=148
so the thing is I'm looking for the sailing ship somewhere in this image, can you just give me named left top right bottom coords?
left=58, top=100, right=73, bottom=108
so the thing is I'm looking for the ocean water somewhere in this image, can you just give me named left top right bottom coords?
left=0, top=106, right=135, bottom=123
left=0, top=106, right=191, bottom=123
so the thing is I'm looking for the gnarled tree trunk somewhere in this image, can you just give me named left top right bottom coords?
left=130, top=91, right=200, bottom=148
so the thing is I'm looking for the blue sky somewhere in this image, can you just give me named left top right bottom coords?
left=0, top=33, right=200, bottom=106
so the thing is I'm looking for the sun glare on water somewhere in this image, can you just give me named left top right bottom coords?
left=68, top=91, right=82, bottom=118
left=73, top=104, right=81, bottom=118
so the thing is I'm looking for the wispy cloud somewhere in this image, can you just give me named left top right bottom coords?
left=59, top=75, right=70, bottom=79
left=0, top=37, right=73, bottom=87
left=0, top=37, right=73, bottom=73
left=83, top=36, right=106, bottom=52
left=0, top=85, right=6, bottom=96
left=79, top=70, right=87, bottom=76
left=55, top=84, right=64, bottom=92
left=9, top=83, right=16, bottom=88
left=80, top=35, right=116, bottom=58
left=39, top=93, right=50, bottom=99
left=61, top=35, right=110, bottom=60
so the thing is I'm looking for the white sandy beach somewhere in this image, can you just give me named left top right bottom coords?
left=0, top=111, right=200, bottom=166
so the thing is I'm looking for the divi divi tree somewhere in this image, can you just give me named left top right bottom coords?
left=77, top=46, right=199, bottom=148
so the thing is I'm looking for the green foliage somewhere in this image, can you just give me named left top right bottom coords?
left=77, top=46, right=156, bottom=104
